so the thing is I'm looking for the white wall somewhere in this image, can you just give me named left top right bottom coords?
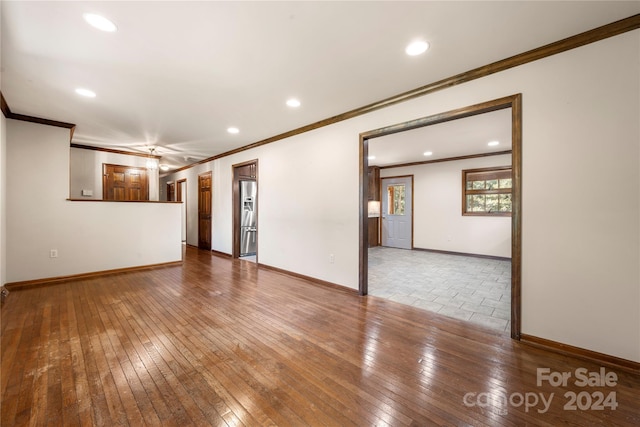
left=7, top=120, right=181, bottom=283
left=70, top=147, right=159, bottom=200
left=161, top=31, right=639, bottom=362
left=381, top=154, right=512, bottom=258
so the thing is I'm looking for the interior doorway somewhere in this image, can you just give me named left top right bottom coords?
left=232, top=160, right=258, bottom=261
left=359, top=94, right=522, bottom=339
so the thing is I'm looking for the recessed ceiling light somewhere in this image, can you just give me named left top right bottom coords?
left=368, top=155, right=376, bottom=160
left=227, top=127, right=239, bottom=134
left=75, top=88, right=96, bottom=98
left=488, top=141, right=500, bottom=146
left=83, top=13, right=117, bottom=32
left=286, top=98, right=301, bottom=108
left=406, top=40, right=429, bottom=56
left=423, top=151, right=433, bottom=156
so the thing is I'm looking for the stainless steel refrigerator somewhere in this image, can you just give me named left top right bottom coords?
left=239, top=180, right=257, bottom=256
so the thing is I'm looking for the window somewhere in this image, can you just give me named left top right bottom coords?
left=386, top=184, right=406, bottom=215
left=462, top=166, right=512, bottom=216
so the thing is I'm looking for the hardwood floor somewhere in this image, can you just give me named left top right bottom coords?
left=2, top=247, right=638, bottom=426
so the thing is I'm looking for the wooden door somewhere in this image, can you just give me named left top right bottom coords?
left=103, top=164, right=149, bottom=201
left=167, top=182, right=175, bottom=201
left=198, top=172, right=212, bottom=250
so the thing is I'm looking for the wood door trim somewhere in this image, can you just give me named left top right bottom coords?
left=360, top=93, right=523, bottom=340
left=198, top=172, right=212, bottom=250
left=232, top=160, right=258, bottom=259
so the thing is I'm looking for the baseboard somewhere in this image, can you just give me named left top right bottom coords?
left=412, top=247, right=511, bottom=261
left=520, top=334, right=639, bottom=374
left=211, top=250, right=232, bottom=258
left=257, top=263, right=359, bottom=296
left=4, top=260, right=183, bottom=291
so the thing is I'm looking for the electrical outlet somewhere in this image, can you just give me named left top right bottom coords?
left=50, top=249, right=58, bottom=258
left=329, top=254, right=335, bottom=264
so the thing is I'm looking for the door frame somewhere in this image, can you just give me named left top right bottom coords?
left=232, top=160, right=259, bottom=259
left=380, top=175, right=414, bottom=249
left=359, top=94, right=522, bottom=339
left=198, top=171, right=212, bottom=250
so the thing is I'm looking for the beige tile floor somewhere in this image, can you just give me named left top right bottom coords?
left=368, top=247, right=511, bottom=333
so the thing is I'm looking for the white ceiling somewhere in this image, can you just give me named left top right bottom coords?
left=2, top=1, right=638, bottom=170
left=369, top=108, right=512, bottom=167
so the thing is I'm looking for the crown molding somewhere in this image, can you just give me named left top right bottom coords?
left=1, top=91, right=76, bottom=141
left=71, top=143, right=162, bottom=159
left=173, top=13, right=639, bottom=173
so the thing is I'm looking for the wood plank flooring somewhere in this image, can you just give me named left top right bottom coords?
left=2, top=246, right=639, bottom=426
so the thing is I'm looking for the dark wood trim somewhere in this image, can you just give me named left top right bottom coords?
left=4, top=261, right=183, bottom=291
left=168, top=15, right=639, bottom=175
left=1, top=91, right=76, bottom=141
left=511, top=94, right=523, bottom=339
left=520, top=334, right=640, bottom=374
left=257, top=263, right=359, bottom=296
left=359, top=135, right=369, bottom=296
left=198, top=171, right=213, bottom=250
left=211, top=250, right=233, bottom=258
left=232, top=160, right=258, bottom=259
left=412, top=247, right=511, bottom=262
left=71, top=143, right=162, bottom=159
left=378, top=150, right=512, bottom=170
left=462, top=165, right=513, bottom=217
left=7, top=112, right=75, bottom=130
left=67, top=198, right=180, bottom=204
left=360, top=94, right=523, bottom=340
left=1, top=92, right=10, bottom=117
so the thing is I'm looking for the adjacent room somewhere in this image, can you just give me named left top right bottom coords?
left=366, top=108, right=513, bottom=333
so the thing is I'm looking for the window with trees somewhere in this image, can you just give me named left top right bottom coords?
left=462, top=166, right=512, bottom=216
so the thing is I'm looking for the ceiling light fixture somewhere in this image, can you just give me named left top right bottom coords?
left=488, top=141, right=500, bottom=146
left=423, top=151, right=433, bottom=156
left=406, top=40, right=429, bottom=56
left=286, top=98, right=301, bottom=108
left=368, top=155, right=376, bottom=160
left=83, top=13, right=117, bottom=32
left=75, top=88, right=96, bottom=98
left=159, top=164, right=170, bottom=172
left=227, top=127, right=239, bottom=134
left=146, top=147, right=158, bottom=170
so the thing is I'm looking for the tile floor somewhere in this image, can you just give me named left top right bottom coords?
left=368, top=246, right=511, bottom=333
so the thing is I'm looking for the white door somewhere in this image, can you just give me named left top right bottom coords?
left=381, top=176, right=412, bottom=249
